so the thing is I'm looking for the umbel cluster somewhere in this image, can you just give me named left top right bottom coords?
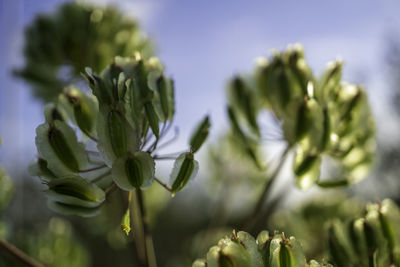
left=227, top=44, right=375, bottom=189
left=29, top=54, right=210, bottom=218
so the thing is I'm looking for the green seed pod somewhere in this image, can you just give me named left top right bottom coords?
left=125, top=78, right=143, bottom=129
left=84, top=67, right=112, bottom=105
left=144, top=101, right=160, bottom=138
left=286, top=44, right=312, bottom=95
left=157, top=75, right=172, bottom=120
left=308, top=260, right=333, bottom=267
left=112, top=152, right=155, bottom=191
left=189, top=115, right=211, bottom=153
left=191, top=259, right=207, bottom=267
left=279, top=241, right=294, bottom=267
left=44, top=103, right=66, bottom=123
left=235, top=231, right=263, bottom=267
left=217, top=240, right=252, bottom=267
left=319, top=108, right=331, bottom=152
left=63, top=86, right=98, bottom=138
left=227, top=106, right=263, bottom=169
left=275, top=66, right=293, bottom=111
left=318, top=60, right=342, bottom=104
left=327, top=221, right=354, bottom=267
left=317, top=178, right=349, bottom=188
left=170, top=152, right=199, bottom=196
left=363, top=221, right=377, bottom=263
left=45, top=177, right=105, bottom=208
left=229, top=77, right=260, bottom=135
left=348, top=219, right=369, bottom=266
left=107, top=109, right=127, bottom=157
left=35, top=120, right=88, bottom=176
left=28, top=158, right=57, bottom=182
left=256, top=230, right=271, bottom=265
left=379, top=201, right=396, bottom=253
left=293, top=149, right=321, bottom=189
left=48, top=126, right=79, bottom=171
left=47, top=200, right=101, bottom=218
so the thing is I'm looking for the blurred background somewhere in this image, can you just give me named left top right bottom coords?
left=1, top=0, right=400, bottom=266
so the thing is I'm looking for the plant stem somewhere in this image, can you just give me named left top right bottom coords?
left=0, top=238, right=45, bottom=267
left=79, top=164, right=107, bottom=173
left=154, top=177, right=173, bottom=193
left=242, top=145, right=291, bottom=231
left=134, top=190, right=158, bottom=267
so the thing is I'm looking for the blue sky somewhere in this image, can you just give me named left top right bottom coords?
left=1, top=0, right=400, bottom=173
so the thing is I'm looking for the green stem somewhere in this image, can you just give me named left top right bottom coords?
left=0, top=238, right=45, bottom=267
left=242, top=145, right=291, bottom=231
left=135, top=190, right=158, bottom=267
left=154, top=177, right=173, bottom=193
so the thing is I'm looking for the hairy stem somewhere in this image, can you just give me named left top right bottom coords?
left=0, top=238, right=45, bottom=267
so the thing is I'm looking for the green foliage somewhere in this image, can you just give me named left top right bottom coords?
left=15, top=2, right=153, bottom=102
left=227, top=44, right=375, bottom=189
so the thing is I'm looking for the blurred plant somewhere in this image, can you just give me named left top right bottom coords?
left=270, top=194, right=363, bottom=260
left=4, top=217, right=90, bottom=267
left=192, top=199, right=400, bottom=267
left=0, top=168, right=13, bottom=213
left=29, top=54, right=210, bottom=266
left=226, top=45, right=375, bottom=230
left=15, top=2, right=153, bottom=102
left=327, top=199, right=400, bottom=267
left=192, top=230, right=331, bottom=267
left=228, top=44, right=375, bottom=189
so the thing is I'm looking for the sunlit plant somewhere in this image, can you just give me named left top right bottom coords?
left=227, top=44, right=375, bottom=190
left=30, top=53, right=210, bottom=219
